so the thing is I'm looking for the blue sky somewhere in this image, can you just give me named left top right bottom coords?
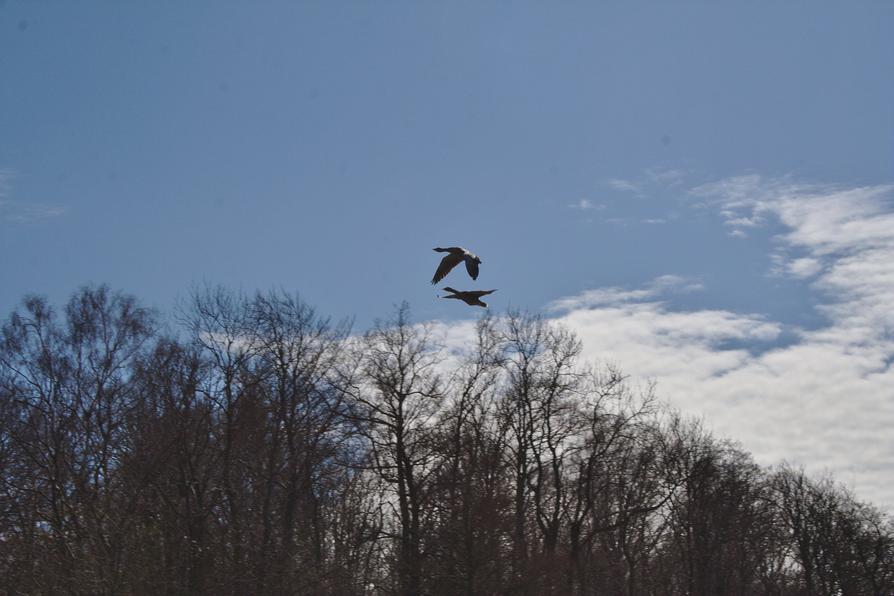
left=2, top=3, right=894, bottom=505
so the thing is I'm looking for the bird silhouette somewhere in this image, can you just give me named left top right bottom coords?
left=431, top=247, right=481, bottom=284
left=441, top=287, right=496, bottom=308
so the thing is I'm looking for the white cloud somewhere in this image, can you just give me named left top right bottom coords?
left=606, top=168, right=689, bottom=197
left=1, top=203, right=67, bottom=222
left=439, top=176, right=894, bottom=509
left=786, top=257, right=822, bottom=279
left=646, top=167, right=686, bottom=186
left=547, top=274, right=703, bottom=312
left=651, top=274, right=705, bottom=293
left=568, top=198, right=604, bottom=210
left=548, top=287, right=654, bottom=311
left=0, top=168, right=67, bottom=223
left=675, top=176, right=894, bottom=507
left=724, top=216, right=761, bottom=228
left=558, top=298, right=781, bottom=380
left=607, top=178, right=641, bottom=193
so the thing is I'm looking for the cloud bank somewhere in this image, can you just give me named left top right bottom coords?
left=594, top=177, right=894, bottom=507
left=448, top=176, right=894, bottom=508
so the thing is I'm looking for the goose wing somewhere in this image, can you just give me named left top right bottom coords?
left=468, top=289, right=496, bottom=298
left=432, top=253, right=464, bottom=284
left=464, top=256, right=480, bottom=280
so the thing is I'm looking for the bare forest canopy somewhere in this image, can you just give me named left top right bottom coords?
left=1, top=285, right=892, bottom=595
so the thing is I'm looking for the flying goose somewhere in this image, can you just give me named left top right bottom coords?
left=441, top=287, right=496, bottom=308
left=431, top=247, right=481, bottom=284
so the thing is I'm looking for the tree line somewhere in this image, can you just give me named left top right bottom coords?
left=1, top=285, right=892, bottom=595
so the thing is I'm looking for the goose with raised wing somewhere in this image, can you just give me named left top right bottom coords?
left=441, top=287, right=496, bottom=308
left=431, top=246, right=481, bottom=284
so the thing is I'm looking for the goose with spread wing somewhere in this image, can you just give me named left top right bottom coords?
left=431, top=247, right=481, bottom=284
left=441, top=287, right=496, bottom=308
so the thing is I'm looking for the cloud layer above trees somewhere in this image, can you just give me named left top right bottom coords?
left=447, top=176, right=894, bottom=508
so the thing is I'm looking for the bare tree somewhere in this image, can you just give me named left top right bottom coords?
left=336, top=304, right=445, bottom=596
left=427, top=313, right=511, bottom=595
left=246, top=289, right=351, bottom=592
left=0, top=286, right=155, bottom=593
left=773, top=464, right=894, bottom=595
left=2, top=287, right=892, bottom=595
left=178, top=285, right=258, bottom=592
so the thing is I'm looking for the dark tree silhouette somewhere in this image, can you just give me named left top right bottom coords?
left=1, top=285, right=892, bottom=595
